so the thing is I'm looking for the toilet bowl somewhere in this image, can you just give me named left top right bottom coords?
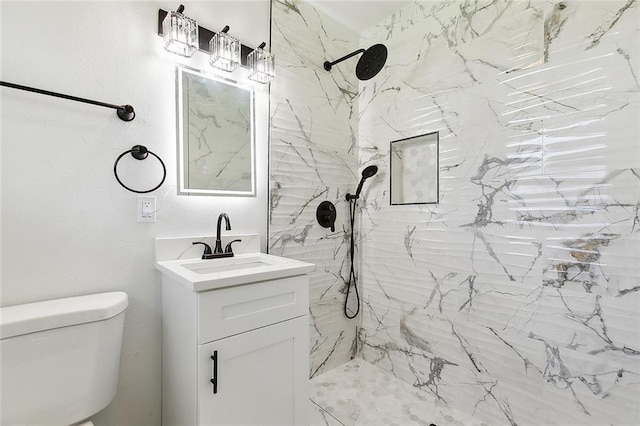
left=0, top=292, right=128, bottom=426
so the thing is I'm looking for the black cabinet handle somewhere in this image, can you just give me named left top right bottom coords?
left=210, top=350, right=218, bottom=394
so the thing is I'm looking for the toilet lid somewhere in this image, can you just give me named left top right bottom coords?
left=0, top=291, right=128, bottom=339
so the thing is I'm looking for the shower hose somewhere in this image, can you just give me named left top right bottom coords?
left=345, top=197, right=360, bottom=319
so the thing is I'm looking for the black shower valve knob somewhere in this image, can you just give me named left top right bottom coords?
left=326, top=218, right=336, bottom=232
left=316, top=201, right=337, bottom=232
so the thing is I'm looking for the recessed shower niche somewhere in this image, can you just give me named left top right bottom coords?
left=390, top=131, right=439, bottom=205
left=177, top=67, right=256, bottom=196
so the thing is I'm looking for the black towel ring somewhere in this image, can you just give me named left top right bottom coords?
left=113, top=145, right=166, bottom=193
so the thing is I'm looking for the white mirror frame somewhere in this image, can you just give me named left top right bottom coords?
left=176, top=66, right=256, bottom=196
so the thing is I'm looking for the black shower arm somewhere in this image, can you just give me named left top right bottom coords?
left=323, top=49, right=366, bottom=71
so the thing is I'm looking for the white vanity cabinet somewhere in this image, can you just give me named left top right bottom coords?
left=161, top=273, right=310, bottom=426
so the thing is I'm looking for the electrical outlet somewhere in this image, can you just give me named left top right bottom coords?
left=137, top=196, right=156, bottom=223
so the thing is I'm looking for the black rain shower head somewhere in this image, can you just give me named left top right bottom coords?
left=355, top=44, right=387, bottom=81
left=347, top=165, right=379, bottom=201
left=323, top=44, right=388, bottom=81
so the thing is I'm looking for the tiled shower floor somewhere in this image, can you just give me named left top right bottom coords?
left=308, top=359, right=485, bottom=426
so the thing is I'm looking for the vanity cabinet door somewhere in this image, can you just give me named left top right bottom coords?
left=197, top=315, right=309, bottom=425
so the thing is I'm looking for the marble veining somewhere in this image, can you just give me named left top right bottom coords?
left=270, top=0, right=360, bottom=377
left=271, top=0, right=639, bottom=425
left=358, top=1, right=639, bottom=425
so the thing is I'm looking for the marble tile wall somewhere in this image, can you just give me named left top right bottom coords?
left=270, top=0, right=360, bottom=377
left=357, top=1, right=639, bottom=425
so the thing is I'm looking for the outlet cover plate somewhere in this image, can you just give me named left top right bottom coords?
left=137, top=196, right=156, bottom=223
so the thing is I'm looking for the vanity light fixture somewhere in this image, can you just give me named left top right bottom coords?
left=157, top=8, right=276, bottom=84
left=162, top=5, right=198, bottom=57
left=209, top=26, right=241, bottom=72
left=247, top=43, right=276, bottom=84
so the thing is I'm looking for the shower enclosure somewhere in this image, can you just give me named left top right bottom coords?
left=269, top=1, right=640, bottom=425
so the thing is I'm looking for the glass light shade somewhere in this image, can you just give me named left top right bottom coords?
left=163, top=10, right=198, bottom=57
left=247, top=48, right=276, bottom=84
left=209, top=31, right=241, bottom=72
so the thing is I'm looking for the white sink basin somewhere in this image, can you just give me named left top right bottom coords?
left=156, top=253, right=315, bottom=292
left=184, top=259, right=269, bottom=274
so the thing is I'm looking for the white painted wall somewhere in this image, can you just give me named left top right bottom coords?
left=0, top=1, right=270, bottom=424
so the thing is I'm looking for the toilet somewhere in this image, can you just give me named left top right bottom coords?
left=0, top=292, right=128, bottom=426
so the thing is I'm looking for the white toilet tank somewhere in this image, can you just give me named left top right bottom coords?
left=0, top=292, right=128, bottom=426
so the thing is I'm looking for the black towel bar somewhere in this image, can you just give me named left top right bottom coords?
left=0, top=80, right=135, bottom=122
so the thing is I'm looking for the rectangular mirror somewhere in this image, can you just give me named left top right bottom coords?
left=177, top=67, right=255, bottom=196
left=390, top=131, right=439, bottom=205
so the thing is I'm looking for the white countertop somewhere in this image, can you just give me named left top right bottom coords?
left=156, top=252, right=316, bottom=292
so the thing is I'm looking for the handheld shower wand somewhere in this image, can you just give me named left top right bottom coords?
left=344, top=165, right=378, bottom=319
left=346, top=165, right=378, bottom=201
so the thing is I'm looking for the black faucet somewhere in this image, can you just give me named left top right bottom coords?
left=214, top=213, right=231, bottom=255
left=191, top=213, right=241, bottom=260
left=213, top=213, right=233, bottom=257
left=192, top=242, right=214, bottom=259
